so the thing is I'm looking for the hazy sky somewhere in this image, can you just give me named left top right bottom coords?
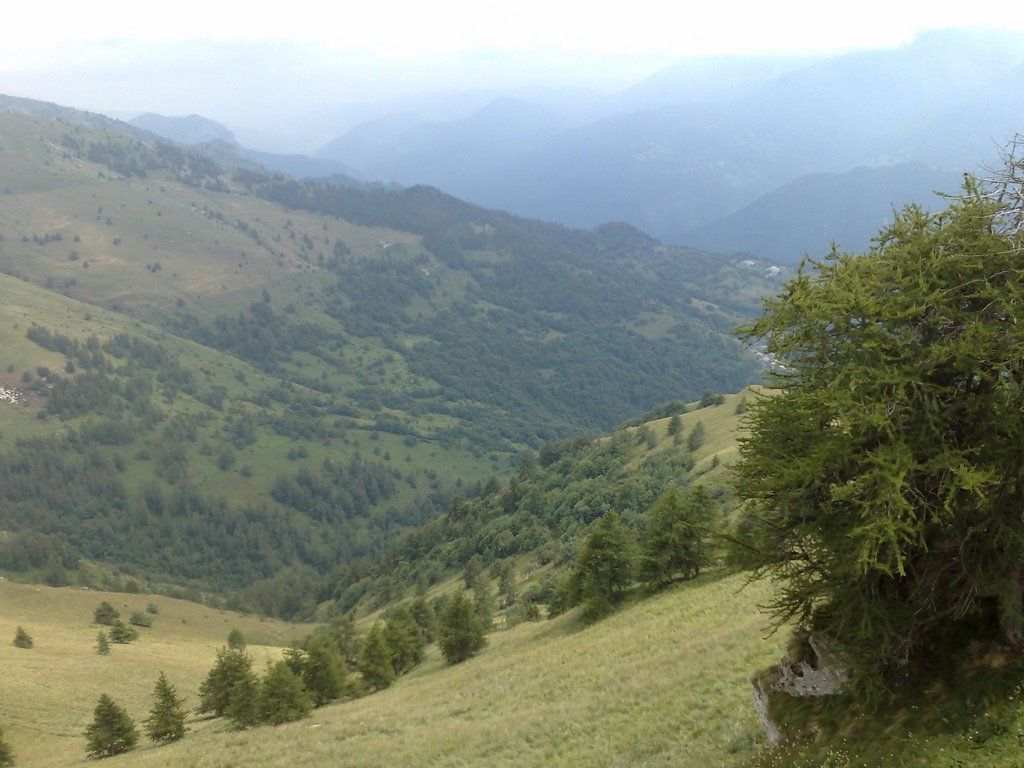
left=2, top=0, right=1023, bottom=150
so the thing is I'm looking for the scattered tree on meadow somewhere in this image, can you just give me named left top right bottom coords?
left=383, top=605, right=425, bottom=676
left=0, top=726, right=14, bottom=768
left=667, top=414, right=683, bottom=445
left=143, top=672, right=187, bottom=744
left=409, top=595, right=435, bottom=643
left=108, top=619, right=137, bottom=644
left=95, top=632, right=110, bottom=656
left=93, top=602, right=119, bottom=626
left=12, top=627, right=32, bottom=649
left=197, top=646, right=255, bottom=717
left=734, top=156, right=1024, bottom=692
left=84, top=694, right=138, bottom=759
left=358, top=622, right=396, bottom=690
left=686, top=420, right=706, bottom=452
left=699, top=389, right=725, bottom=408
left=575, top=510, right=635, bottom=621
left=257, top=661, right=313, bottom=725
left=437, top=590, right=487, bottom=664
left=640, top=486, right=717, bottom=588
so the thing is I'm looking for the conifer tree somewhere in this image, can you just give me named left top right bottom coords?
left=197, top=647, right=254, bottom=717
left=686, top=420, right=706, bottom=452
left=575, top=510, right=634, bottom=621
left=734, top=164, right=1024, bottom=690
left=667, top=414, right=683, bottom=445
left=303, top=634, right=347, bottom=706
left=84, top=694, right=138, bottom=758
left=12, top=626, right=33, bottom=649
left=437, top=591, right=487, bottom=664
left=144, top=672, right=187, bottom=744
left=409, top=595, right=435, bottom=643
left=108, top=619, right=137, bottom=644
left=95, top=631, right=110, bottom=656
left=257, top=660, right=313, bottom=725
left=640, top=486, right=716, bottom=588
left=384, top=605, right=424, bottom=676
left=226, top=628, right=246, bottom=650
left=225, top=666, right=260, bottom=730
left=358, top=622, right=396, bottom=690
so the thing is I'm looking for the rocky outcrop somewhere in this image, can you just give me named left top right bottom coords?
left=752, top=632, right=848, bottom=743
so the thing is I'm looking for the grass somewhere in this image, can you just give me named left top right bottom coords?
left=1, top=572, right=788, bottom=767
left=0, top=579, right=315, bottom=767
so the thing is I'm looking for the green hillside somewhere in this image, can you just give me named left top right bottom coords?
left=0, top=106, right=783, bottom=609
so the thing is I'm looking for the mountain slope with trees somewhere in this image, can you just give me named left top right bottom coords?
left=0, top=105, right=781, bottom=614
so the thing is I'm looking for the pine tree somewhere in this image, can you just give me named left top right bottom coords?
left=383, top=605, right=424, bottom=676
left=667, top=414, right=683, bottom=445
left=258, top=660, right=313, bottom=725
left=12, top=626, right=33, bottom=649
left=437, top=591, right=487, bottom=664
left=144, top=672, right=187, bottom=744
left=95, top=631, right=110, bottom=655
left=225, top=666, right=260, bottom=730
left=84, top=694, right=138, bottom=758
left=686, top=420, right=706, bottom=452
left=575, top=510, right=634, bottom=621
left=640, top=486, right=716, bottom=588
left=358, top=622, right=396, bottom=690
left=303, top=634, right=347, bottom=706
left=197, top=647, right=254, bottom=717
left=0, top=726, right=14, bottom=768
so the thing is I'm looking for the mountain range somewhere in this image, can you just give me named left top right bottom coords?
left=127, top=28, right=1023, bottom=264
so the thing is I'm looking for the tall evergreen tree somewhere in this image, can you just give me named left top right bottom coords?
left=95, top=631, right=110, bottom=656
left=384, top=605, right=424, bottom=676
left=303, top=634, right=348, bottom=706
left=640, top=486, right=717, bottom=588
left=197, top=647, right=254, bottom=717
left=225, top=666, right=260, bottom=730
left=358, top=622, right=396, bottom=690
left=686, top=420, right=706, bottom=452
left=144, top=672, right=187, bottom=744
left=575, top=510, right=634, bottom=621
left=84, top=694, right=138, bottom=759
left=437, top=590, right=487, bottom=664
left=258, top=661, right=313, bottom=725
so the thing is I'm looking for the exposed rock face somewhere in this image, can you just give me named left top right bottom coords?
left=752, top=632, right=848, bottom=743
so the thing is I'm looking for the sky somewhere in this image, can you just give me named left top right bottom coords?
left=2, top=0, right=1023, bottom=151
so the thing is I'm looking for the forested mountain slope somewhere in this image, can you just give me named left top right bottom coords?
left=0, top=105, right=781, bottom=612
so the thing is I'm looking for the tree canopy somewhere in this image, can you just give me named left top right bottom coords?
left=734, top=164, right=1024, bottom=690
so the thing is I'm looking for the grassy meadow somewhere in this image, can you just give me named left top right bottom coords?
left=1, top=573, right=786, bottom=767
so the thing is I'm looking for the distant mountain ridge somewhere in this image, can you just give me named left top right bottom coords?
left=309, top=28, right=1024, bottom=263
